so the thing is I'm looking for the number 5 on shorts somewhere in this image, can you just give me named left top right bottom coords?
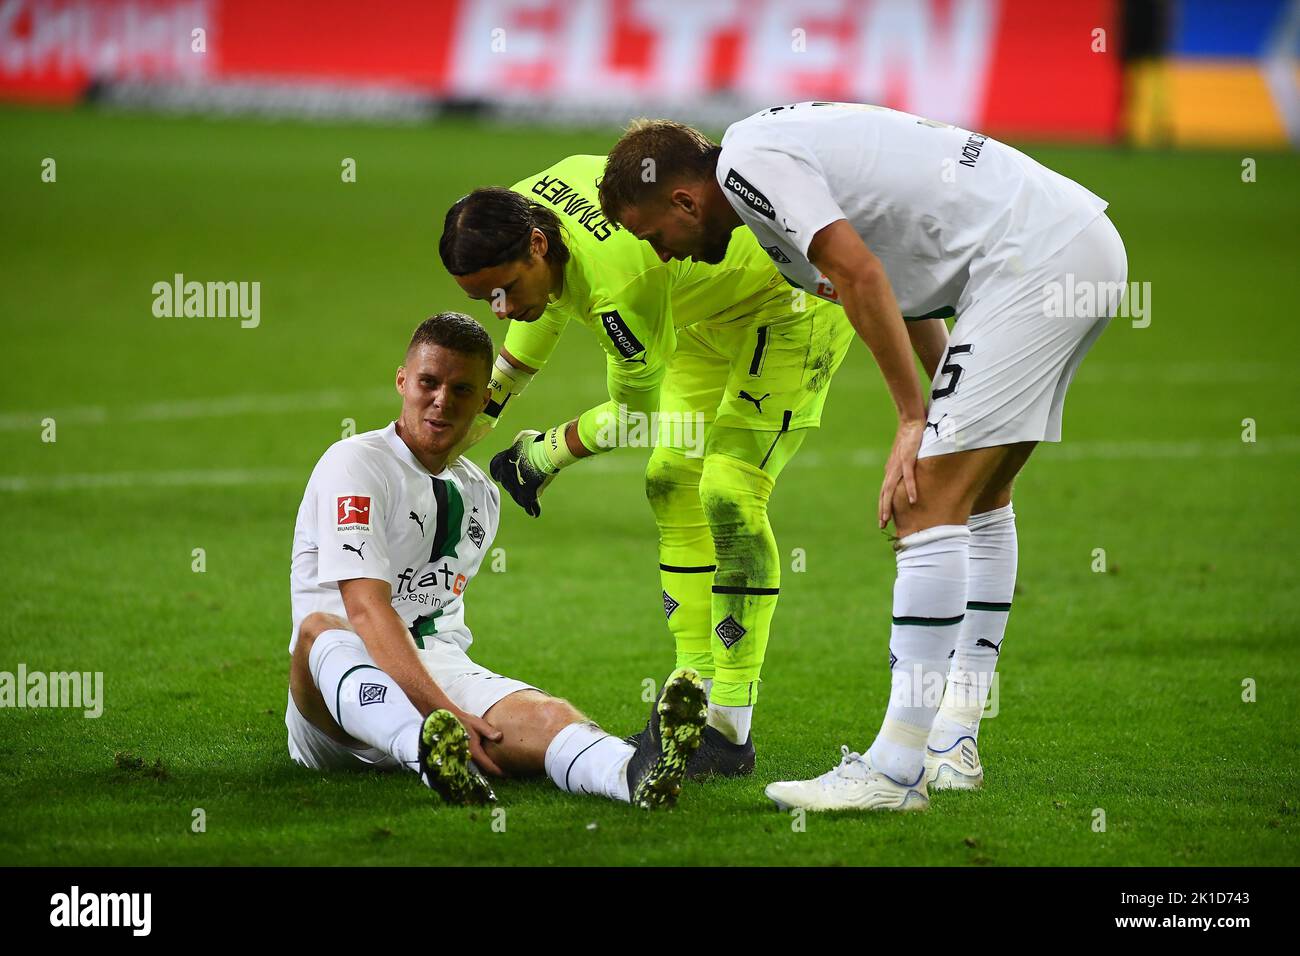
left=931, top=343, right=973, bottom=399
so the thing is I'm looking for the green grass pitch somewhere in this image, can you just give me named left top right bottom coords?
left=1, top=107, right=1297, bottom=866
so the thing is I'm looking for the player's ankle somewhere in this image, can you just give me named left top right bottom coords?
left=707, top=700, right=752, bottom=744
left=929, top=712, right=978, bottom=752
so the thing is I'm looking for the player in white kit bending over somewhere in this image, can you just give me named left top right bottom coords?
left=286, top=312, right=706, bottom=808
left=600, top=102, right=1128, bottom=811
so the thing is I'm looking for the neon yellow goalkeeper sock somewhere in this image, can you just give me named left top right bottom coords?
left=645, top=448, right=715, bottom=678
left=700, top=452, right=780, bottom=708
left=524, top=421, right=581, bottom=475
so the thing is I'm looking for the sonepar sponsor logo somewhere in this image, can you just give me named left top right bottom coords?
left=599, top=310, right=647, bottom=361
left=724, top=168, right=775, bottom=220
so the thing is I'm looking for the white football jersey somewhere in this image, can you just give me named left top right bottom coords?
left=716, top=101, right=1108, bottom=318
left=289, top=423, right=499, bottom=654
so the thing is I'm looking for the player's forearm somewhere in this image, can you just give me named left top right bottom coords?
left=576, top=377, right=661, bottom=454
left=840, top=271, right=927, bottom=423
left=350, top=604, right=450, bottom=715
left=526, top=401, right=623, bottom=474
left=906, top=317, right=949, bottom=384
left=531, top=365, right=661, bottom=466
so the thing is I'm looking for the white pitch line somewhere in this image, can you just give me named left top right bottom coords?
left=0, top=388, right=394, bottom=431
left=4, top=436, right=1295, bottom=493
left=0, top=468, right=305, bottom=493
left=0, top=359, right=1284, bottom=432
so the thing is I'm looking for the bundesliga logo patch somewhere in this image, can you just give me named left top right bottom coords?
left=762, top=244, right=791, bottom=264
left=358, top=682, right=386, bottom=706
left=467, top=516, right=486, bottom=549
left=715, top=614, right=747, bottom=649
left=336, top=495, right=372, bottom=531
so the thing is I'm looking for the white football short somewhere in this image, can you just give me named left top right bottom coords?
left=919, top=213, right=1128, bottom=458
left=285, top=636, right=538, bottom=772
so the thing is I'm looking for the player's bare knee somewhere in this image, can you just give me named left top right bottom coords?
left=891, top=488, right=961, bottom=542
left=537, top=696, right=585, bottom=737
left=297, top=611, right=349, bottom=655
left=890, top=481, right=925, bottom=540
left=486, top=690, right=582, bottom=739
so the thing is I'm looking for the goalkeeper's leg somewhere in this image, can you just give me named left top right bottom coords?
left=699, top=425, right=806, bottom=744
left=645, top=446, right=716, bottom=681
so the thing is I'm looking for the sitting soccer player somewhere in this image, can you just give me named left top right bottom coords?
left=285, top=312, right=705, bottom=807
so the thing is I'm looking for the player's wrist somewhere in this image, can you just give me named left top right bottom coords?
left=526, top=422, right=581, bottom=474
left=493, top=352, right=532, bottom=386
left=484, top=354, right=534, bottom=423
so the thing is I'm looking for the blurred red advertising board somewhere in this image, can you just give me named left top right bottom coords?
left=0, top=0, right=1119, bottom=140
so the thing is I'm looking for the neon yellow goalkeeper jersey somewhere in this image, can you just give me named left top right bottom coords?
left=503, top=154, right=797, bottom=379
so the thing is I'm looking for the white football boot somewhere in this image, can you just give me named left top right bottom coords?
left=924, top=735, right=984, bottom=791
left=765, top=746, right=929, bottom=812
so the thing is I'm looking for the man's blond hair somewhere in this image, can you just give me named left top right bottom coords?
left=599, top=118, right=720, bottom=222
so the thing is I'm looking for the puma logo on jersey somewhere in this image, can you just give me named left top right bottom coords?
left=925, top=414, right=950, bottom=439
left=738, top=390, right=770, bottom=414
left=342, top=542, right=366, bottom=560
left=975, top=637, right=1002, bottom=654
left=409, top=511, right=426, bottom=535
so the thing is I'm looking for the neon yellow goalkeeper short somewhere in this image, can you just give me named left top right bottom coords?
left=659, top=305, right=855, bottom=435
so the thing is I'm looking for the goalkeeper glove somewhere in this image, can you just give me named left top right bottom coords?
left=488, top=423, right=581, bottom=517
left=490, top=430, right=556, bottom=518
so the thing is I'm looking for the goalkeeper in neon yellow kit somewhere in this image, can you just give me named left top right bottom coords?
left=439, top=154, right=883, bottom=776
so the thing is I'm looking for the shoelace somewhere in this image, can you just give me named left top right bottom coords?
left=825, top=745, right=871, bottom=784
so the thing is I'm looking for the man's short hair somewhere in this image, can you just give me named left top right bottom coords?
left=599, top=118, right=721, bottom=223
left=406, top=312, right=494, bottom=376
